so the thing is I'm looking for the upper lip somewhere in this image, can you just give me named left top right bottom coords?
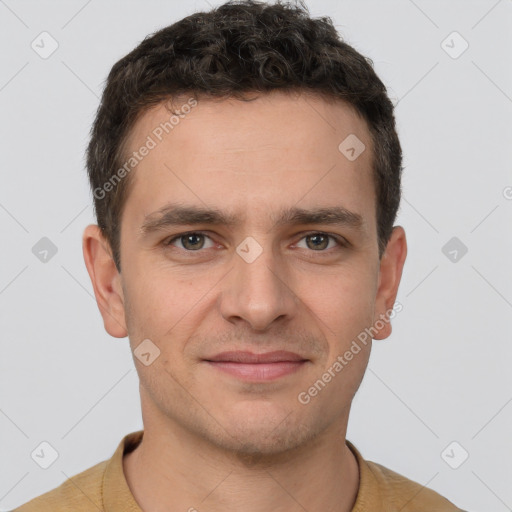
left=205, top=351, right=307, bottom=363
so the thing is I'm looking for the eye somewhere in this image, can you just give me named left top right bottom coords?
left=165, top=231, right=215, bottom=251
left=163, top=231, right=347, bottom=255
left=295, top=232, right=345, bottom=252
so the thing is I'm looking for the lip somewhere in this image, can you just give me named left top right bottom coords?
left=204, top=351, right=308, bottom=381
left=206, top=350, right=306, bottom=363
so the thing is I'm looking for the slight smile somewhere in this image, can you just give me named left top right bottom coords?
left=204, top=351, right=309, bottom=381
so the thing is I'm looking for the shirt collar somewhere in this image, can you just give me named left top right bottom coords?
left=103, top=430, right=143, bottom=512
left=346, top=439, right=385, bottom=510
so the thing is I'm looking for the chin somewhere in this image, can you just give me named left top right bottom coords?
left=211, top=413, right=320, bottom=461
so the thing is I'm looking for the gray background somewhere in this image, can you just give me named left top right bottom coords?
left=1, top=0, right=511, bottom=510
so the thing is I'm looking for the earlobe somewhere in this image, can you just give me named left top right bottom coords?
left=373, top=226, right=407, bottom=341
left=82, top=224, right=128, bottom=338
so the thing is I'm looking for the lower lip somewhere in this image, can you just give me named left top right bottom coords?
left=206, top=361, right=306, bottom=381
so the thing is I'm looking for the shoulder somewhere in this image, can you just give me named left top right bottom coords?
left=365, top=459, right=465, bottom=511
left=13, top=459, right=108, bottom=512
left=346, top=440, right=465, bottom=511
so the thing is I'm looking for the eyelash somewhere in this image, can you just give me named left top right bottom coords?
left=163, top=230, right=348, bottom=255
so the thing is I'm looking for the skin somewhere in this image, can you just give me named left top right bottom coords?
left=83, top=90, right=407, bottom=512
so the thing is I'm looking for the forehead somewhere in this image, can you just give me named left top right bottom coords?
left=121, top=91, right=376, bottom=233
left=127, top=91, right=371, bottom=157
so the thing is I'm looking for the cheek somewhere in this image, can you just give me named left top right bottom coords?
left=124, top=244, right=379, bottom=354
left=299, top=263, right=377, bottom=342
left=124, top=267, right=214, bottom=345
left=303, top=270, right=375, bottom=402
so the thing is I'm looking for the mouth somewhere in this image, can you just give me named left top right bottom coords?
left=204, top=351, right=309, bottom=381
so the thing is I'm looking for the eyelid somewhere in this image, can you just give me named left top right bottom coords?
left=298, top=230, right=347, bottom=242
left=164, top=230, right=215, bottom=248
left=293, top=230, right=348, bottom=250
left=164, top=230, right=348, bottom=252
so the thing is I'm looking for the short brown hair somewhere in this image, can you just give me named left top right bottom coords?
left=86, top=0, right=402, bottom=272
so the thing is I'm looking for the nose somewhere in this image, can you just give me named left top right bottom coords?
left=219, top=239, right=299, bottom=331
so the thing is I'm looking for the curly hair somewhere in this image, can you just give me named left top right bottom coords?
left=86, top=0, right=402, bottom=272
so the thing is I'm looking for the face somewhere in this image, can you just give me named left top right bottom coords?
left=84, top=90, right=406, bottom=457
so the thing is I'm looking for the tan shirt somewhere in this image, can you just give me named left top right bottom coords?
left=14, top=430, right=464, bottom=511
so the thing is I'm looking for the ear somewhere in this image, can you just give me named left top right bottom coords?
left=373, top=226, right=407, bottom=340
left=82, top=224, right=128, bottom=338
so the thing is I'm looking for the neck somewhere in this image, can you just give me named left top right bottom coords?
left=123, top=416, right=359, bottom=512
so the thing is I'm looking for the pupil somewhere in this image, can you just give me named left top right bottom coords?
left=185, top=234, right=203, bottom=249
left=309, top=234, right=327, bottom=250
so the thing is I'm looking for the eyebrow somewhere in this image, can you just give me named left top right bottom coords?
left=139, top=202, right=364, bottom=237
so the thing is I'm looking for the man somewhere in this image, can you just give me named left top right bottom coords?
left=15, top=0, right=464, bottom=510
